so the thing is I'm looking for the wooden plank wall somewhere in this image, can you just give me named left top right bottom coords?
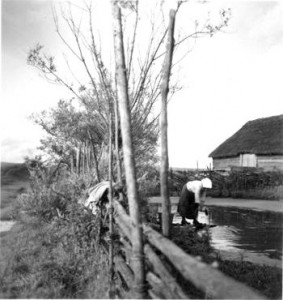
left=257, top=155, right=283, bottom=171
left=213, top=157, right=240, bottom=170
left=213, top=155, right=283, bottom=171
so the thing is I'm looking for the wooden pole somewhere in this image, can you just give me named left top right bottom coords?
left=114, top=96, right=122, bottom=182
left=108, top=112, right=115, bottom=298
left=160, top=9, right=176, bottom=237
left=144, top=244, right=188, bottom=299
left=111, top=2, right=146, bottom=298
left=114, top=254, right=134, bottom=288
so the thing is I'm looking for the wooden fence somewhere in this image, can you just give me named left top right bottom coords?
left=99, top=199, right=267, bottom=299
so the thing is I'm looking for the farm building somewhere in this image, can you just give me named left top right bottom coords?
left=209, top=115, right=283, bottom=171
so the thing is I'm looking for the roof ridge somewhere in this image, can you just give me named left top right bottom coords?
left=209, top=114, right=283, bottom=158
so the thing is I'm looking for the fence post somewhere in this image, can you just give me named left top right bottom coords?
left=160, top=8, right=177, bottom=237
left=108, top=112, right=115, bottom=298
left=111, top=2, right=146, bottom=298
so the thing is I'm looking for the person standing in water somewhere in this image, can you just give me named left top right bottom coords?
left=177, top=177, right=212, bottom=228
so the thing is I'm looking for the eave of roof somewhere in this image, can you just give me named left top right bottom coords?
left=209, top=115, right=283, bottom=158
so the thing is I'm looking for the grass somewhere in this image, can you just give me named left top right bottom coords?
left=217, top=259, right=282, bottom=300
left=1, top=161, right=282, bottom=299
left=230, top=186, right=283, bottom=200
left=0, top=214, right=110, bottom=298
left=0, top=162, right=112, bottom=298
left=1, top=162, right=30, bottom=220
left=1, top=182, right=29, bottom=220
left=1, top=162, right=29, bottom=185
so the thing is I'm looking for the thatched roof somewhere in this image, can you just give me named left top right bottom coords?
left=209, top=115, right=283, bottom=158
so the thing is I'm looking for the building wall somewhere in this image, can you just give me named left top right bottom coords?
left=213, top=155, right=283, bottom=171
left=212, top=157, right=240, bottom=170
left=257, top=155, right=283, bottom=171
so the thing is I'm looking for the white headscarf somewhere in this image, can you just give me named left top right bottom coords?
left=201, top=178, right=212, bottom=189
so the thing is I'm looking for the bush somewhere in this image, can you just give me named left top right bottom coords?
left=0, top=212, right=109, bottom=299
left=1, top=183, right=111, bottom=299
left=0, top=159, right=113, bottom=298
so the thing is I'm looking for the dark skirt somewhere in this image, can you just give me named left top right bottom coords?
left=177, top=184, right=199, bottom=219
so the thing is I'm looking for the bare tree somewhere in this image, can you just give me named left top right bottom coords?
left=28, top=1, right=230, bottom=182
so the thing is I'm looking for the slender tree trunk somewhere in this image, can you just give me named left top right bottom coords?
left=82, top=143, right=85, bottom=174
left=114, top=96, right=122, bottom=182
left=111, top=2, right=146, bottom=298
left=92, top=146, right=100, bottom=182
left=88, top=144, right=91, bottom=173
left=160, top=9, right=176, bottom=237
left=86, top=141, right=90, bottom=173
left=108, top=112, right=115, bottom=298
left=76, top=146, right=81, bottom=175
left=87, top=130, right=101, bottom=182
left=70, top=154, right=74, bottom=173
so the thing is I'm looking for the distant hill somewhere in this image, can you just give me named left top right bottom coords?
left=1, top=162, right=30, bottom=185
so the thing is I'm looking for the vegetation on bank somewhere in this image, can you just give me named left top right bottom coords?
left=0, top=161, right=282, bottom=299
left=1, top=163, right=30, bottom=221
left=171, top=226, right=282, bottom=300
left=0, top=162, right=110, bottom=298
left=168, top=168, right=283, bottom=200
left=0, top=210, right=110, bottom=298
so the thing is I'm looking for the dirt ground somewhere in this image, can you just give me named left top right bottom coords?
left=149, top=196, right=283, bottom=212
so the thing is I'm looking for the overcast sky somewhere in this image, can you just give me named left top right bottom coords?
left=1, top=0, right=283, bottom=168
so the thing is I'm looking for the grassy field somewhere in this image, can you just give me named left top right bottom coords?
left=1, top=162, right=30, bottom=220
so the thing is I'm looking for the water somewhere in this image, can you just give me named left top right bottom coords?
left=155, top=203, right=282, bottom=267
left=206, top=206, right=283, bottom=267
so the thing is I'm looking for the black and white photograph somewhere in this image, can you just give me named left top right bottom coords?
left=1, top=0, right=282, bottom=298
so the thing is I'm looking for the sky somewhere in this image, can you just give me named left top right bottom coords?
left=1, top=0, right=283, bottom=168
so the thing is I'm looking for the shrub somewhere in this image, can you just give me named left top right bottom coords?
left=1, top=194, right=110, bottom=298
left=0, top=158, right=114, bottom=298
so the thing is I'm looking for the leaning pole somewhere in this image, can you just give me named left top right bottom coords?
left=160, top=9, right=177, bottom=237
left=111, top=1, right=146, bottom=298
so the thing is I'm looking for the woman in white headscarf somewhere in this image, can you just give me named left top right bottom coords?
left=177, top=178, right=212, bottom=228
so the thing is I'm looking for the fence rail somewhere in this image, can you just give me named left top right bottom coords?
left=99, top=199, right=267, bottom=299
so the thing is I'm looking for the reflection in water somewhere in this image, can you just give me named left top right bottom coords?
left=209, top=225, right=242, bottom=252
left=152, top=203, right=282, bottom=267
left=207, top=206, right=283, bottom=266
